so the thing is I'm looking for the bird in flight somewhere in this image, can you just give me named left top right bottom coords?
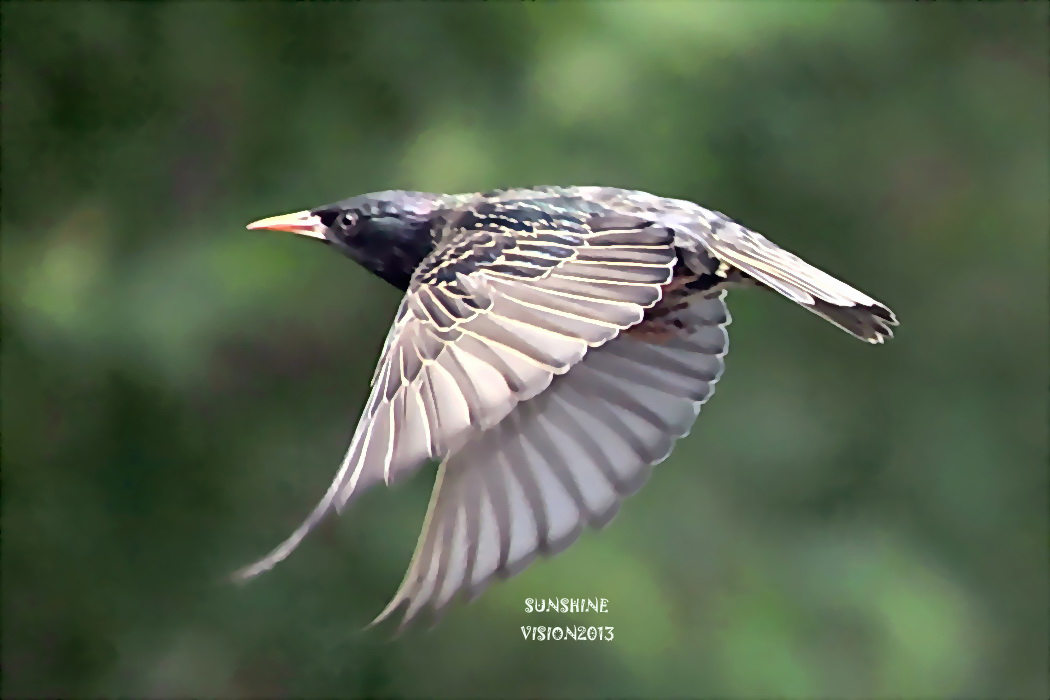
left=237, top=186, right=897, bottom=629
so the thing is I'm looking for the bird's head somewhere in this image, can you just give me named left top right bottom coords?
left=247, top=190, right=450, bottom=289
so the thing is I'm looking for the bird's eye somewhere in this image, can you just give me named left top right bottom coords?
left=341, top=212, right=356, bottom=226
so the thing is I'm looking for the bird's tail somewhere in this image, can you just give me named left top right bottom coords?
left=801, top=296, right=897, bottom=344
left=694, top=217, right=898, bottom=344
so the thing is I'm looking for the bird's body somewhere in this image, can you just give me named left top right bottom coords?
left=241, top=186, right=897, bottom=629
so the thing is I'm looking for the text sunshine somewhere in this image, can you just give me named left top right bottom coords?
left=525, top=597, right=609, bottom=614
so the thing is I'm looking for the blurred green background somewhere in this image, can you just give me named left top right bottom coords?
left=3, top=2, right=1047, bottom=698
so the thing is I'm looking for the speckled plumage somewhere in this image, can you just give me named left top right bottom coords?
left=240, top=186, right=898, bottom=630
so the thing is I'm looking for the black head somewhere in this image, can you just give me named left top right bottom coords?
left=247, top=190, right=448, bottom=290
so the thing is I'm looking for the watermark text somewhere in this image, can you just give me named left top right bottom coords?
left=521, top=625, right=614, bottom=641
left=524, top=597, right=609, bottom=614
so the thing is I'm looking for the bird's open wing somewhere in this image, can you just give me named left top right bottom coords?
left=232, top=202, right=677, bottom=580
left=370, top=293, right=731, bottom=629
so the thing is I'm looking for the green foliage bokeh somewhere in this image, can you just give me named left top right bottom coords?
left=2, top=2, right=1047, bottom=698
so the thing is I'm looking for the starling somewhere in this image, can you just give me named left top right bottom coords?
left=238, top=186, right=897, bottom=628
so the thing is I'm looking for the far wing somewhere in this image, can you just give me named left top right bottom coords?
left=370, top=293, right=731, bottom=629
left=232, top=203, right=676, bottom=580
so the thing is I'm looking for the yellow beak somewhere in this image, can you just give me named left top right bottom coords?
left=246, top=210, right=326, bottom=240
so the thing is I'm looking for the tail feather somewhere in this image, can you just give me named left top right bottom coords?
left=806, top=297, right=897, bottom=344
left=688, top=213, right=898, bottom=344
